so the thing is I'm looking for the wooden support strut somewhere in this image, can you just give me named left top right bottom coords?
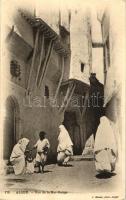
left=82, top=91, right=89, bottom=118
left=63, top=83, right=76, bottom=112
left=27, top=28, right=40, bottom=91
left=35, top=34, right=44, bottom=86
left=54, top=56, right=65, bottom=101
left=59, top=82, right=75, bottom=112
left=6, top=25, right=14, bottom=42
left=38, top=39, right=54, bottom=88
left=88, top=34, right=92, bottom=74
left=40, top=25, right=57, bottom=40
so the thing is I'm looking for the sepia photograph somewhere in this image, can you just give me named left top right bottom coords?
left=0, top=0, right=125, bottom=199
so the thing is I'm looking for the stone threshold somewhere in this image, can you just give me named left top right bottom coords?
left=71, top=155, right=94, bottom=161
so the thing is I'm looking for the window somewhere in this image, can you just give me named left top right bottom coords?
left=10, top=60, right=21, bottom=78
left=44, top=85, right=49, bottom=98
left=81, top=63, right=85, bottom=72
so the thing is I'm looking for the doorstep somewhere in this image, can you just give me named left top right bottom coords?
left=72, top=154, right=94, bottom=161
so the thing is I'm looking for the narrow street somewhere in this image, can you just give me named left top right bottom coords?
left=1, top=159, right=121, bottom=194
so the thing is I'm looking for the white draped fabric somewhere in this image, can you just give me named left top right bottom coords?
left=57, top=125, right=73, bottom=152
left=94, top=117, right=117, bottom=154
left=10, top=138, right=29, bottom=175
left=94, top=116, right=118, bottom=173
left=57, top=125, right=73, bottom=165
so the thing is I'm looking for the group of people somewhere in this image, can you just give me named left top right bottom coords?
left=10, top=125, right=73, bottom=175
left=10, top=116, right=119, bottom=177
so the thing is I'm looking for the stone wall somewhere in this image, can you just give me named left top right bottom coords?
left=3, top=11, right=65, bottom=162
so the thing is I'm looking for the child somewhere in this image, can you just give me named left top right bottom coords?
left=34, top=131, right=50, bottom=173
left=25, top=150, right=34, bottom=174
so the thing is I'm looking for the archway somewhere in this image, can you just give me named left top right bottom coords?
left=63, top=111, right=82, bottom=155
left=3, top=96, right=20, bottom=160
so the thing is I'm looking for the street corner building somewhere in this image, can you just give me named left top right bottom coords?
left=1, top=1, right=123, bottom=173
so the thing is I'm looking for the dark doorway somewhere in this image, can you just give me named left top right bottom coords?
left=3, top=96, right=19, bottom=160
left=63, top=111, right=82, bottom=155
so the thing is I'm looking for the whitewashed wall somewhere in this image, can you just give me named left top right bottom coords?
left=103, top=3, right=125, bottom=105
left=69, top=8, right=91, bottom=85
left=36, top=0, right=60, bottom=34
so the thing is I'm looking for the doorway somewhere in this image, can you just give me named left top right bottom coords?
left=3, top=96, right=19, bottom=160
left=63, top=111, right=82, bottom=155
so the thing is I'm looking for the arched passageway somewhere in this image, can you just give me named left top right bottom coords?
left=3, top=96, right=20, bottom=160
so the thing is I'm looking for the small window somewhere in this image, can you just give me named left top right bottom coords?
left=81, top=63, right=85, bottom=72
left=10, top=60, right=21, bottom=78
left=44, top=85, right=49, bottom=98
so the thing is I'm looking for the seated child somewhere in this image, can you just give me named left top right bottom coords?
left=33, top=131, right=50, bottom=173
left=25, top=150, right=34, bottom=174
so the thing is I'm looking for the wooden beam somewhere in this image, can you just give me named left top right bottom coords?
left=44, top=33, right=52, bottom=38
left=27, top=28, right=40, bottom=91
left=59, top=82, right=74, bottom=112
left=54, top=56, right=65, bottom=101
left=41, top=26, right=47, bottom=32
left=56, top=47, right=62, bottom=50
left=52, top=34, right=58, bottom=41
left=35, top=34, right=44, bottom=86
left=38, top=39, right=54, bottom=87
left=40, top=24, right=44, bottom=29
left=82, top=91, right=89, bottom=117
left=63, top=83, right=76, bottom=112
left=6, top=25, right=14, bottom=42
left=57, top=48, right=64, bottom=52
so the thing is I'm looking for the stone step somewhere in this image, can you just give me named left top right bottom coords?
left=72, top=155, right=94, bottom=161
